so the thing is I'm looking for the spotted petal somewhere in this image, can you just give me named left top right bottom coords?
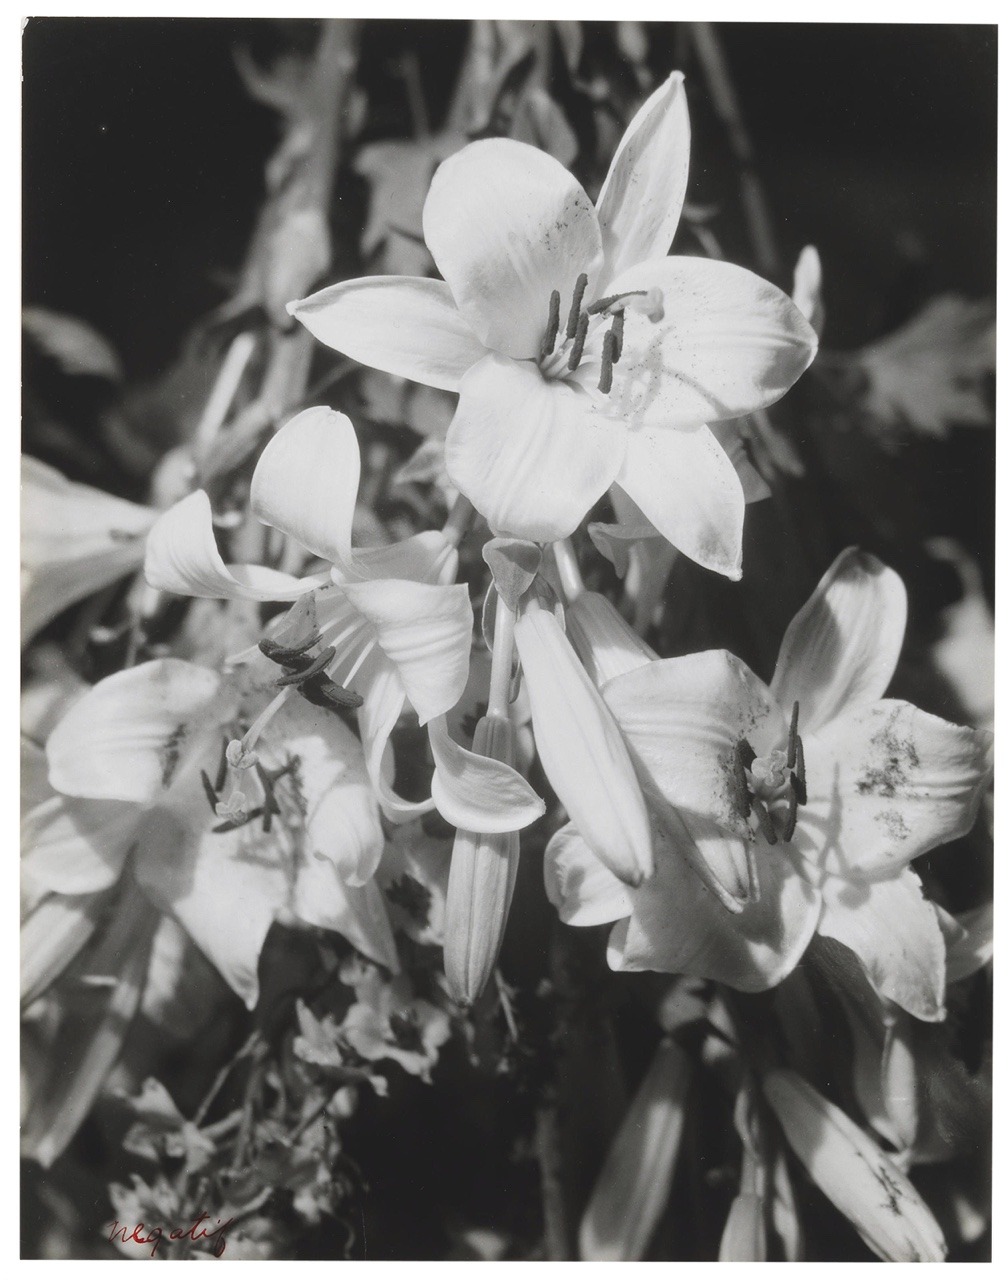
left=447, top=353, right=627, bottom=542
left=615, top=424, right=745, bottom=580
left=770, top=549, right=908, bottom=734
left=145, top=490, right=324, bottom=602
left=595, top=72, right=690, bottom=289
left=289, top=276, right=487, bottom=392
left=423, top=138, right=604, bottom=360
left=815, top=870, right=946, bottom=1021
left=794, top=700, right=994, bottom=880
left=47, top=659, right=227, bottom=803
left=250, top=407, right=360, bottom=568
left=605, top=256, right=818, bottom=431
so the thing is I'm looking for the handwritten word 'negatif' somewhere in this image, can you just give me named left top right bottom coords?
left=108, top=1212, right=235, bottom=1258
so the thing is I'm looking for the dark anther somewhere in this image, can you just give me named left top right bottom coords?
left=540, top=289, right=561, bottom=361
left=586, top=289, right=647, bottom=316
left=299, top=674, right=365, bottom=712
left=732, top=742, right=752, bottom=818
left=254, top=761, right=283, bottom=818
left=599, top=331, right=617, bottom=393
left=750, top=795, right=778, bottom=845
left=736, top=737, right=757, bottom=770
left=566, top=273, right=588, bottom=339
left=213, top=807, right=265, bottom=834
left=611, top=309, right=625, bottom=362
left=214, top=737, right=229, bottom=793
left=793, top=736, right=807, bottom=805
left=259, top=634, right=320, bottom=666
left=199, top=770, right=219, bottom=813
left=782, top=785, right=799, bottom=842
left=567, top=313, right=589, bottom=371
left=276, top=645, right=336, bottom=686
left=787, top=701, right=800, bottom=769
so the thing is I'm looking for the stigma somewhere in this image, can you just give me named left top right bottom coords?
left=731, top=702, right=807, bottom=845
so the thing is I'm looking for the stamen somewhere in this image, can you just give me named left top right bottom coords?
left=199, top=770, right=219, bottom=812
left=611, top=309, right=624, bottom=362
left=736, top=737, right=757, bottom=771
left=787, top=701, right=800, bottom=769
left=299, top=675, right=365, bottom=711
left=539, top=289, right=561, bottom=361
left=745, top=839, right=761, bottom=902
left=792, top=734, right=807, bottom=806
left=732, top=741, right=752, bottom=818
left=598, top=331, right=617, bottom=393
left=214, top=737, right=229, bottom=793
left=259, top=634, right=320, bottom=666
left=567, top=313, right=589, bottom=371
left=750, top=795, right=778, bottom=845
left=586, top=289, right=648, bottom=316
left=566, top=273, right=588, bottom=339
left=781, top=784, right=799, bottom=842
left=275, top=645, right=336, bottom=686
left=235, top=686, right=293, bottom=764
left=212, top=806, right=264, bottom=834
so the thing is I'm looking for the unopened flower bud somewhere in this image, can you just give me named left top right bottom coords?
left=719, top=1191, right=767, bottom=1261
left=443, top=715, right=520, bottom=1006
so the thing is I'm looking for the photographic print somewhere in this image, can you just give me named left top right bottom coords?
left=20, top=13, right=994, bottom=1262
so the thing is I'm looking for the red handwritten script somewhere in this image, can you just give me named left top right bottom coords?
left=108, top=1212, right=235, bottom=1258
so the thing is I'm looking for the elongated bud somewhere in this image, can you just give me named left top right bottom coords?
left=21, top=892, right=104, bottom=1007
left=514, top=596, right=653, bottom=885
left=719, top=1191, right=767, bottom=1261
left=770, top=1145, right=803, bottom=1261
left=565, top=591, right=656, bottom=687
left=881, top=1012, right=918, bottom=1151
left=443, top=716, right=521, bottom=1006
left=579, top=1038, right=691, bottom=1260
left=763, top=1069, right=946, bottom=1262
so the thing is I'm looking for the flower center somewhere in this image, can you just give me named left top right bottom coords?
left=732, top=701, right=807, bottom=845
left=537, top=273, right=664, bottom=394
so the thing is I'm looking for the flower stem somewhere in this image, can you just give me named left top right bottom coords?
left=193, top=331, right=257, bottom=459
left=442, top=494, right=475, bottom=547
left=551, top=538, right=585, bottom=603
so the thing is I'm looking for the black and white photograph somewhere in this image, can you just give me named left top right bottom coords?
left=19, top=10, right=996, bottom=1262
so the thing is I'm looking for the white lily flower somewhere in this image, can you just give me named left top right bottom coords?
left=37, top=657, right=401, bottom=1008
left=546, top=549, right=993, bottom=1010
left=146, top=406, right=539, bottom=831
left=21, top=456, right=157, bottom=646
left=290, top=73, right=817, bottom=577
left=763, top=1068, right=946, bottom=1262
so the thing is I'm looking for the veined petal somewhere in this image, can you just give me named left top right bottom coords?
left=294, top=854, right=400, bottom=973
left=615, top=424, right=745, bottom=579
left=795, top=700, right=993, bottom=879
left=565, top=591, right=657, bottom=686
left=770, top=549, right=908, bottom=734
left=609, top=825, right=821, bottom=990
left=47, top=659, right=226, bottom=802
left=288, top=276, right=487, bottom=392
left=544, top=823, right=634, bottom=927
left=355, top=660, right=432, bottom=821
left=22, top=794, right=140, bottom=896
left=428, top=714, right=544, bottom=834
left=605, top=256, right=818, bottom=431
left=763, top=1069, right=946, bottom=1262
left=336, top=530, right=459, bottom=587
left=423, top=138, right=604, bottom=360
left=446, top=353, right=627, bottom=541
left=250, top=407, right=360, bottom=568
left=339, top=578, right=472, bottom=724
left=514, top=597, right=652, bottom=885
left=145, top=490, right=322, bottom=602
left=21, top=456, right=156, bottom=644
left=595, top=72, right=690, bottom=289
left=816, top=871, right=946, bottom=1022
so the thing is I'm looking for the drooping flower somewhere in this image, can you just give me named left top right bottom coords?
left=290, top=73, right=817, bottom=577
left=546, top=549, right=993, bottom=1016
left=145, top=405, right=543, bottom=834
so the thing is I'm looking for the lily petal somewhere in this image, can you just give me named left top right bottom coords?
left=355, top=659, right=432, bottom=821
left=250, top=407, right=360, bottom=568
left=796, top=699, right=993, bottom=879
left=447, top=353, right=627, bottom=541
left=339, top=578, right=473, bottom=725
left=770, top=549, right=908, bottom=734
left=145, top=490, right=323, bottom=601
left=609, top=825, right=821, bottom=990
left=336, top=530, right=458, bottom=587
left=423, top=138, right=604, bottom=360
left=289, top=276, right=487, bottom=392
left=22, top=794, right=140, bottom=896
left=544, top=823, right=634, bottom=927
left=565, top=590, right=657, bottom=686
left=816, top=870, right=946, bottom=1022
left=294, top=854, right=400, bottom=973
left=615, top=424, right=745, bottom=579
left=605, top=256, right=818, bottom=431
left=21, top=457, right=156, bottom=644
left=595, top=72, right=690, bottom=289
left=47, top=659, right=226, bottom=802
left=514, top=597, right=653, bottom=885
left=428, top=714, right=545, bottom=834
